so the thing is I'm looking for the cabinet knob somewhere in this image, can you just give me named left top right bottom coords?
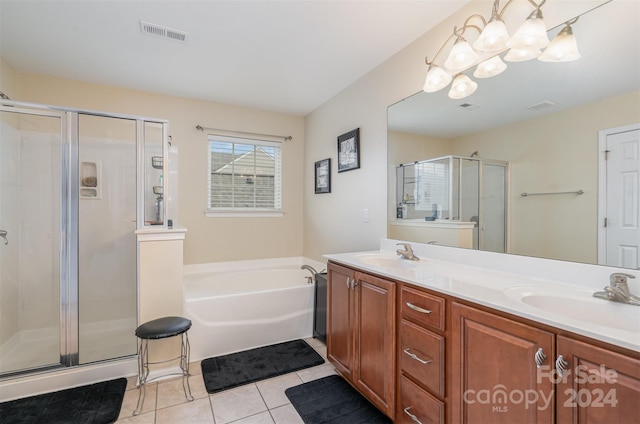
left=403, top=348, right=433, bottom=365
left=403, top=407, right=423, bottom=424
left=534, top=347, right=547, bottom=368
left=406, top=302, right=432, bottom=314
left=555, top=355, right=569, bottom=377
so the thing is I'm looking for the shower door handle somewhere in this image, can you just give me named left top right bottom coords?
left=0, top=230, right=7, bottom=245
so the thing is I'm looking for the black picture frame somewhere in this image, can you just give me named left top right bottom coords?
left=337, top=128, right=360, bottom=173
left=314, top=158, right=331, bottom=194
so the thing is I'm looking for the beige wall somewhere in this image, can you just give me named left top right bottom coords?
left=4, top=67, right=305, bottom=265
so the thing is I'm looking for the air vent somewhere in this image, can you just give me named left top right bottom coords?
left=140, top=21, right=189, bottom=43
left=458, top=103, right=481, bottom=110
left=526, top=100, right=557, bottom=111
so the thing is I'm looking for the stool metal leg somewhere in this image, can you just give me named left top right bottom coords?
left=180, top=332, right=194, bottom=401
left=134, top=338, right=149, bottom=416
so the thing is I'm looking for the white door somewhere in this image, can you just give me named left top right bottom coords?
left=599, top=124, right=640, bottom=269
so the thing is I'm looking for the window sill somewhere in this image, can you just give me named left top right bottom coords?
left=205, top=209, right=284, bottom=218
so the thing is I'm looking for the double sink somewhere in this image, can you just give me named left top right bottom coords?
left=345, top=252, right=640, bottom=334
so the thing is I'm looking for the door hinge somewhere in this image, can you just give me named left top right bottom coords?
left=604, top=218, right=608, bottom=228
left=604, top=149, right=610, bottom=160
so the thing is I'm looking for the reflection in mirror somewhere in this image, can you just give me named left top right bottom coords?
left=387, top=1, right=640, bottom=269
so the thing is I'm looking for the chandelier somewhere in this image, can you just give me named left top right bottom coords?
left=423, top=0, right=580, bottom=99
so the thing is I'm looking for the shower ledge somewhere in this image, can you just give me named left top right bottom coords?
left=136, top=225, right=187, bottom=242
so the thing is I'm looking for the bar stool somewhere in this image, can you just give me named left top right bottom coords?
left=133, top=316, right=194, bottom=416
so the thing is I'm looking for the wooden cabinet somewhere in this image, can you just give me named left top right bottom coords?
left=326, top=262, right=396, bottom=418
left=398, top=284, right=446, bottom=424
left=327, top=262, right=355, bottom=380
left=327, top=261, right=640, bottom=424
left=451, top=302, right=555, bottom=424
left=555, top=335, right=640, bottom=424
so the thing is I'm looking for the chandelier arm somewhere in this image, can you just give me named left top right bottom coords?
left=496, top=0, right=517, bottom=19
left=427, top=32, right=459, bottom=65
left=526, top=0, right=546, bottom=9
left=462, top=14, right=487, bottom=29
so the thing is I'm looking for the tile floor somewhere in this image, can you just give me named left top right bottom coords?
left=116, top=338, right=335, bottom=424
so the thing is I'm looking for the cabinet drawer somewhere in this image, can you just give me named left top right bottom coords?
left=400, top=319, right=444, bottom=398
left=401, top=286, right=445, bottom=331
left=399, top=375, right=444, bottom=424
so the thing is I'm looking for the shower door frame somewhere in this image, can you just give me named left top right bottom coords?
left=0, top=100, right=169, bottom=378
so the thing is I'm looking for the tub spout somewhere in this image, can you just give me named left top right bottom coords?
left=301, top=265, right=324, bottom=284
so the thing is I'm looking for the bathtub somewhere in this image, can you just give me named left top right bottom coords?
left=184, top=257, right=325, bottom=360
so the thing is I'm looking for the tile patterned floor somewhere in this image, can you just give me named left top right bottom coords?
left=116, top=338, right=334, bottom=424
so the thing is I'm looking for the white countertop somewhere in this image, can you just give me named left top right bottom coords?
left=389, top=219, right=476, bottom=229
left=325, top=239, right=640, bottom=353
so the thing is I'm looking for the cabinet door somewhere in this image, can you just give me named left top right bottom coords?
left=354, top=271, right=396, bottom=418
left=326, top=262, right=355, bottom=379
left=556, top=335, right=640, bottom=424
left=451, top=303, right=555, bottom=424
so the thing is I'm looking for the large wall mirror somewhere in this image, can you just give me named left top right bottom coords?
left=387, top=0, right=640, bottom=269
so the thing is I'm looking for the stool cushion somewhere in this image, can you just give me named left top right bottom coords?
left=135, top=316, right=192, bottom=340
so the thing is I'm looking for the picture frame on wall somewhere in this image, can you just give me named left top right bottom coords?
left=337, top=128, right=360, bottom=173
left=315, top=158, right=331, bottom=194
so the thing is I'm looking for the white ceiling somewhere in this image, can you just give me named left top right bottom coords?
left=0, top=0, right=470, bottom=116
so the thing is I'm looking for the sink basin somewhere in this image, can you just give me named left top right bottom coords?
left=505, top=286, right=640, bottom=332
left=351, top=253, right=419, bottom=268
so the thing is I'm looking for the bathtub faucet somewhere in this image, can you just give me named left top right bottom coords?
left=301, top=265, right=319, bottom=284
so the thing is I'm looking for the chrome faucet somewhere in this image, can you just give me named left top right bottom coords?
left=301, top=265, right=321, bottom=284
left=396, top=243, right=419, bottom=261
left=593, top=273, right=640, bottom=306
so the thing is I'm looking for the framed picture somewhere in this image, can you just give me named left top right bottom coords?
left=337, top=128, right=360, bottom=173
left=314, top=158, right=331, bottom=194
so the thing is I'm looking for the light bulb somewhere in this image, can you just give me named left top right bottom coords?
left=507, top=9, right=550, bottom=51
left=474, top=56, right=507, bottom=78
left=448, top=74, right=478, bottom=99
left=539, top=24, right=580, bottom=62
left=504, top=48, right=541, bottom=62
left=444, top=39, right=479, bottom=72
left=473, top=19, right=510, bottom=52
left=423, top=65, right=452, bottom=93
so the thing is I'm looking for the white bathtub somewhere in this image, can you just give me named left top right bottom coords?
left=184, top=257, right=324, bottom=360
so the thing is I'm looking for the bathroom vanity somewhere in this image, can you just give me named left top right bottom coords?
left=325, top=240, right=640, bottom=423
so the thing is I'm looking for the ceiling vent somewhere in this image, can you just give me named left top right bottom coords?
left=526, top=100, right=557, bottom=111
left=457, top=103, right=481, bottom=111
left=140, top=21, right=189, bottom=44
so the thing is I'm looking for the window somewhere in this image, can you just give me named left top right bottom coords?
left=207, top=135, right=282, bottom=215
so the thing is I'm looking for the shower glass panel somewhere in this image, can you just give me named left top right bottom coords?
left=482, top=163, right=507, bottom=253
left=396, top=155, right=508, bottom=252
left=78, top=114, right=137, bottom=364
left=144, top=122, right=165, bottom=225
left=0, top=109, right=65, bottom=374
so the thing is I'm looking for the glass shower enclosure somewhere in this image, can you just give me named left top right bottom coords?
left=396, top=155, right=508, bottom=252
left=0, top=101, right=168, bottom=377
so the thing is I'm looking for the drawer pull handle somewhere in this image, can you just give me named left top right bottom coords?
left=406, top=302, right=432, bottom=314
left=403, top=407, right=423, bottom=424
left=403, top=348, right=433, bottom=365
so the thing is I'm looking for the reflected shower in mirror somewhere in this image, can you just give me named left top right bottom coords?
left=387, top=0, right=640, bottom=269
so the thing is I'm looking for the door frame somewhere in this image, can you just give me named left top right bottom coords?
left=597, top=123, right=640, bottom=266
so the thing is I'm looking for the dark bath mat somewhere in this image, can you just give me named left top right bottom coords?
left=285, top=375, right=392, bottom=424
left=201, top=339, right=325, bottom=394
left=0, top=377, right=127, bottom=424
